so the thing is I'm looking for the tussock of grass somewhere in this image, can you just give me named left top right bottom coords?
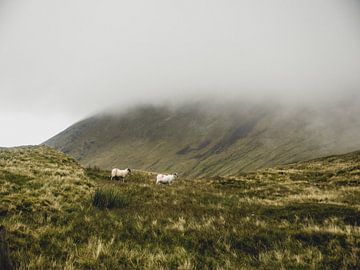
left=92, top=187, right=129, bottom=209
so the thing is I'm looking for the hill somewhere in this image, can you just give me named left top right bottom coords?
left=0, top=146, right=94, bottom=215
left=45, top=102, right=360, bottom=176
left=1, top=146, right=360, bottom=268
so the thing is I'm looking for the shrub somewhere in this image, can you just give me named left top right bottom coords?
left=92, top=187, right=129, bottom=209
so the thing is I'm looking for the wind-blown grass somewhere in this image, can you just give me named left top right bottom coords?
left=92, top=187, right=129, bottom=209
left=1, top=146, right=360, bottom=269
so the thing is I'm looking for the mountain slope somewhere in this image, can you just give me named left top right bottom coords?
left=45, top=102, right=360, bottom=176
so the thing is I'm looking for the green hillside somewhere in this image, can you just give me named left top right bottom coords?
left=1, top=146, right=360, bottom=269
left=45, top=103, right=360, bottom=176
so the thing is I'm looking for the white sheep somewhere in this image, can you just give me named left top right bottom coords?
left=156, top=173, right=178, bottom=184
left=111, top=168, right=131, bottom=182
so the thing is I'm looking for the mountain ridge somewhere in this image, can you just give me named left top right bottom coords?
left=45, top=102, right=360, bottom=176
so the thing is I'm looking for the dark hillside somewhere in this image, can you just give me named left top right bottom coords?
left=45, top=102, right=360, bottom=176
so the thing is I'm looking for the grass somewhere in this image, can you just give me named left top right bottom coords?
left=92, top=187, right=130, bottom=209
left=1, top=146, right=360, bottom=269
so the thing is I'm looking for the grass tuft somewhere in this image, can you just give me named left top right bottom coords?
left=92, top=187, right=129, bottom=209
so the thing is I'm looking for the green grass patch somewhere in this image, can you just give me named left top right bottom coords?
left=92, top=187, right=130, bottom=209
left=0, top=170, right=33, bottom=186
left=262, top=203, right=360, bottom=225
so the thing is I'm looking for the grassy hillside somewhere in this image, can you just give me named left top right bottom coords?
left=1, top=146, right=360, bottom=269
left=45, top=103, right=360, bottom=177
left=0, top=146, right=95, bottom=268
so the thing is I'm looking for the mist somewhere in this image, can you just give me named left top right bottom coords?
left=1, top=0, right=360, bottom=146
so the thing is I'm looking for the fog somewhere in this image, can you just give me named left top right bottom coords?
left=0, top=0, right=360, bottom=146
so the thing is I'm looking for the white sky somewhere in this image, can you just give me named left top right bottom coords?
left=1, top=0, right=360, bottom=146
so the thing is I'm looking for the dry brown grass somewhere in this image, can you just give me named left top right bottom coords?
left=1, top=147, right=360, bottom=269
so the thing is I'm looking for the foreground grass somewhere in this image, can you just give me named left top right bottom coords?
left=1, top=146, right=360, bottom=269
left=92, top=187, right=130, bottom=209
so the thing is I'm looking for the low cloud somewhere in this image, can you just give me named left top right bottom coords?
left=0, top=0, right=359, bottom=145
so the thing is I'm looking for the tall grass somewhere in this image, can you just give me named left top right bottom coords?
left=2, top=146, right=360, bottom=269
left=92, top=187, right=129, bottom=209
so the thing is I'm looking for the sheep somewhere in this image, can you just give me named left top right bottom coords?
left=156, top=173, right=178, bottom=184
left=111, top=168, right=131, bottom=182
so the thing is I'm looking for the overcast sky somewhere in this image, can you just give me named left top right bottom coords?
left=1, top=0, right=360, bottom=146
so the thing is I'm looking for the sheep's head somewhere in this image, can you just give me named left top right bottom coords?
left=127, top=168, right=132, bottom=174
left=173, top=173, right=178, bottom=178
